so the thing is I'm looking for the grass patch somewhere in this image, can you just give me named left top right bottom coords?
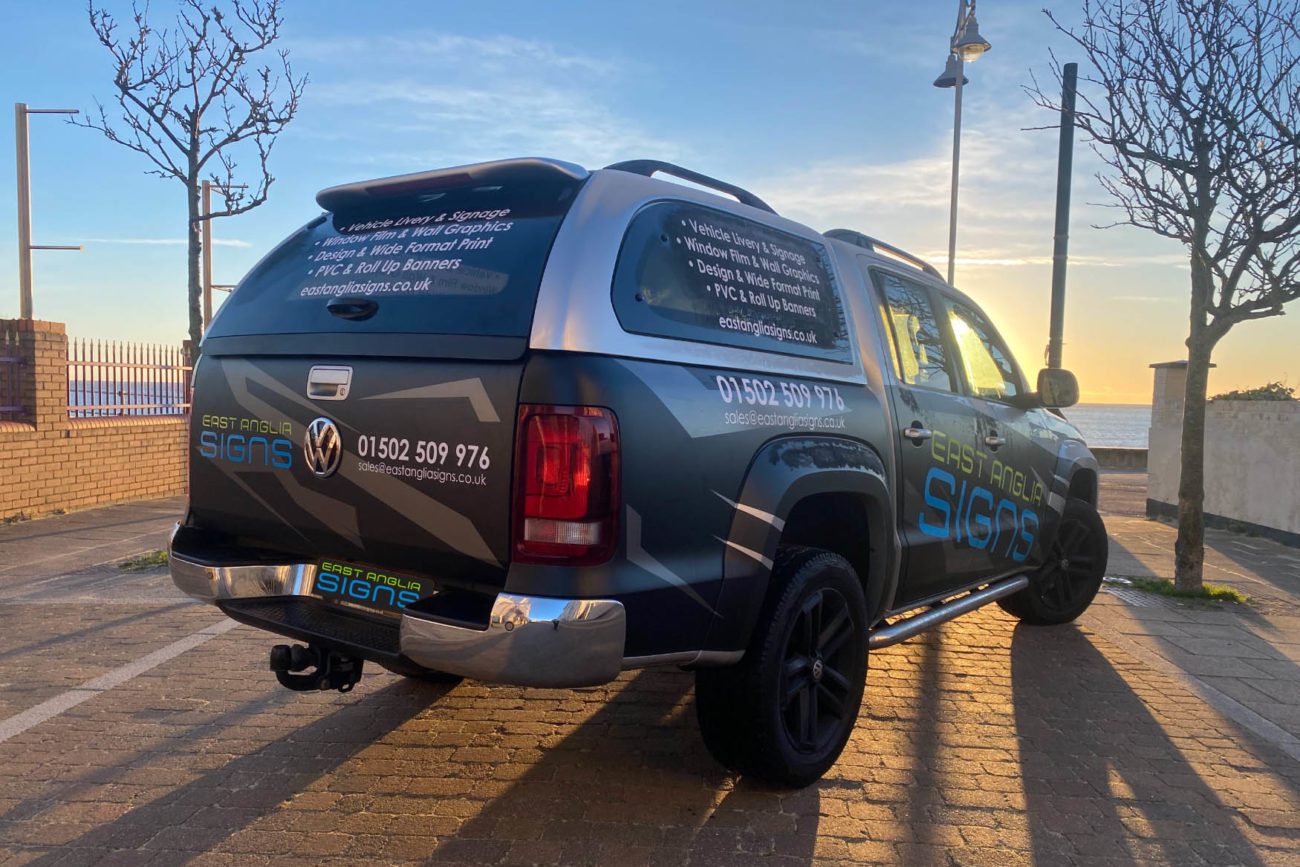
left=118, top=550, right=169, bottom=573
left=1118, top=575, right=1249, bottom=604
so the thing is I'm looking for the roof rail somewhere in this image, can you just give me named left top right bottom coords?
left=317, top=157, right=588, bottom=212
left=604, top=160, right=776, bottom=214
left=824, top=229, right=943, bottom=281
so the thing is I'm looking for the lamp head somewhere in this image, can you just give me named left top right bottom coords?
left=933, top=53, right=969, bottom=89
left=955, top=14, right=991, bottom=62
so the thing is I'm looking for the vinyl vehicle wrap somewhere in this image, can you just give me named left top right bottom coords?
left=171, top=157, right=1106, bottom=786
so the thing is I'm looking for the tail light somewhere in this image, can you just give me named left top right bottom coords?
left=513, top=405, right=620, bottom=565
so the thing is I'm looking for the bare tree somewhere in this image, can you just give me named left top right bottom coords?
left=77, top=0, right=307, bottom=349
left=1030, top=0, right=1300, bottom=590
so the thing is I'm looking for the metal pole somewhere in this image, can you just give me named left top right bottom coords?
left=1047, top=62, right=1078, bottom=370
left=947, top=66, right=964, bottom=286
left=16, top=103, right=32, bottom=318
left=14, top=103, right=80, bottom=320
left=202, top=180, right=213, bottom=331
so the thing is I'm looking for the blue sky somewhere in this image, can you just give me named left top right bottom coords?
left=1, top=0, right=1295, bottom=401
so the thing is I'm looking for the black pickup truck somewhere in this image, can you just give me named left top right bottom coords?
left=170, top=157, right=1106, bottom=786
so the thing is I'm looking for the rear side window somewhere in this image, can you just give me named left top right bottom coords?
left=612, top=202, right=851, bottom=363
left=207, top=177, right=582, bottom=338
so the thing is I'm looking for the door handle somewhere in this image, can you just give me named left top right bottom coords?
left=984, top=434, right=1007, bottom=449
left=903, top=426, right=933, bottom=444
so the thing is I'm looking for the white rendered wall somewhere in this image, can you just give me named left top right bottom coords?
left=1148, top=362, right=1300, bottom=538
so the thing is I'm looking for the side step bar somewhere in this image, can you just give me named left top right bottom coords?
left=868, top=575, right=1030, bottom=650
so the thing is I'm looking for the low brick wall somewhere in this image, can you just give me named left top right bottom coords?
left=1091, top=447, right=1148, bottom=471
left=0, top=319, right=188, bottom=521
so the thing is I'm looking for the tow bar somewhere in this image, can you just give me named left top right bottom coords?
left=269, top=643, right=364, bottom=692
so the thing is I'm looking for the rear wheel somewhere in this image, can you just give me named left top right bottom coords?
left=695, top=548, right=868, bottom=787
left=998, top=497, right=1108, bottom=625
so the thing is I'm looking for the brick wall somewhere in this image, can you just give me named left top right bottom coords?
left=0, top=319, right=188, bottom=521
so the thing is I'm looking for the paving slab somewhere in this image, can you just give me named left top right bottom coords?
left=1091, top=472, right=1300, bottom=760
left=0, top=497, right=184, bottom=585
left=0, top=488, right=1296, bottom=863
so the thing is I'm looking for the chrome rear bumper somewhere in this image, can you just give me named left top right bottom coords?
left=169, top=528, right=626, bottom=688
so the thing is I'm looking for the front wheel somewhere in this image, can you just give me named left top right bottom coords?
left=998, top=497, right=1108, bottom=625
left=695, top=548, right=868, bottom=787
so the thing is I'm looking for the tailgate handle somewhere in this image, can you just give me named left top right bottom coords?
left=326, top=297, right=379, bottom=321
left=308, top=366, right=353, bottom=401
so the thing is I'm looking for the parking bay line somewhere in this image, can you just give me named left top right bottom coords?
left=0, top=619, right=239, bottom=745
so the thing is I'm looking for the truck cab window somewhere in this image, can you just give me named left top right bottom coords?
left=874, top=272, right=953, bottom=392
left=944, top=299, right=1021, bottom=401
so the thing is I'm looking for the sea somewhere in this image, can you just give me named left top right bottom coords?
left=1058, top=404, right=1152, bottom=449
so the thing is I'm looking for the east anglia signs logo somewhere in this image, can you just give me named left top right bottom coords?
left=304, top=417, right=343, bottom=478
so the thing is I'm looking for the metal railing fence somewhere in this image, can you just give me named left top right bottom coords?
left=67, top=338, right=192, bottom=418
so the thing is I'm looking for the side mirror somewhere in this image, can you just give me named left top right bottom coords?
left=1037, top=368, right=1080, bottom=408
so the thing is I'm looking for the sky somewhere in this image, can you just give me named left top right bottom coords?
left=0, top=0, right=1295, bottom=404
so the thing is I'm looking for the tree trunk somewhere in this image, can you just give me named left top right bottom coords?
left=1173, top=253, right=1220, bottom=592
left=186, top=175, right=203, bottom=358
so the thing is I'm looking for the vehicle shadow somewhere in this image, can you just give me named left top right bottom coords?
left=0, top=602, right=192, bottom=662
left=1010, top=621, right=1279, bottom=865
left=425, top=668, right=821, bottom=865
left=5, top=675, right=452, bottom=864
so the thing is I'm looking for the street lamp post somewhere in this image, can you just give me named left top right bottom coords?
left=15, top=103, right=83, bottom=319
left=200, top=180, right=247, bottom=332
left=934, top=2, right=991, bottom=286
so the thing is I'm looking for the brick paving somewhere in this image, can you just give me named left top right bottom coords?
left=0, top=491, right=1298, bottom=864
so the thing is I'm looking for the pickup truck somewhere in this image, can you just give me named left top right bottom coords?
left=170, top=157, right=1106, bottom=786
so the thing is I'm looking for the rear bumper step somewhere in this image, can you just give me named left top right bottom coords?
left=170, top=527, right=626, bottom=688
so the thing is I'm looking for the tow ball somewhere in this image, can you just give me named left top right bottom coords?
left=269, top=643, right=364, bottom=693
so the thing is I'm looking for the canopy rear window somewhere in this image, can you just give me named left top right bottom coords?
left=207, top=175, right=582, bottom=340
left=611, top=201, right=852, bottom=363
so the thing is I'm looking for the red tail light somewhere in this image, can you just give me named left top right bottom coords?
left=513, top=405, right=620, bottom=565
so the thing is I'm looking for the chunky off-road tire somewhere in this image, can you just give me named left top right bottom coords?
left=379, top=658, right=464, bottom=686
left=695, top=547, right=868, bottom=787
left=998, top=497, right=1108, bottom=625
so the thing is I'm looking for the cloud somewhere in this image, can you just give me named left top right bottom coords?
left=753, top=106, right=1189, bottom=274
left=84, top=237, right=252, bottom=248
left=293, top=32, right=676, bottom=171
left=290, top=33, right=620, bottom=76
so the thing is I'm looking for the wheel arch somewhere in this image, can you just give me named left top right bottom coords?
left=702, top=435, right=899, bottom=654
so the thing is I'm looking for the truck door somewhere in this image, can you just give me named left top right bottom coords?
left=939, top=294, right=1048, bottom=571
left=868, top=268, right=996, bottom=605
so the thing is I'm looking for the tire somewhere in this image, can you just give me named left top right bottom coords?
left=695, top=547, right=869, bottom=787
left=379, top=658, right=464, bottom=686
left=997, top=497, right=1108, bottom=625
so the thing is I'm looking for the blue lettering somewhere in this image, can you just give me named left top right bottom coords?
left=271, top=438, right=293, bottom=469
left=1013, top=510, right=1039, bottom=562
left=316, top=571, right=340, bottom=592
left=247, top=436, right=270, bottom=465
left=227, top=434, right=246, bottom=462
left=994, top=498, right=1018, bottom=555
left=397, top=590, right=419, bottom=607
left=966, top=487, right=994, bottom=550
left=198, top=430, right=218, bottom=459
left=346, top=577, right=369, bottom=599
left=919, top=467, right=955, bottom=539
left=371, top=585, right=396, bottom=607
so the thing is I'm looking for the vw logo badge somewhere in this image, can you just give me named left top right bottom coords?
left=304, top=417, right=343, bottom=478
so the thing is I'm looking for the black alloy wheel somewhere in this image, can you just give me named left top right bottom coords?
left=695, top=547, right=868, bottom=787
left=998, top=497, right=1108, bottom=625
left=781, top=586, right=858, bottom=755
